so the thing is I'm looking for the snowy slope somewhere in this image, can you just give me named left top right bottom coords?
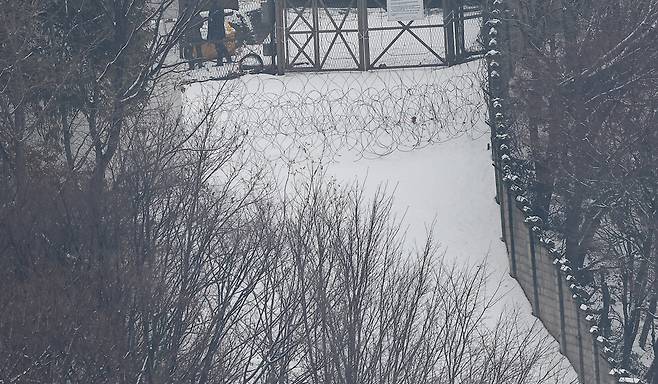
left=182, top=62, right=577, bottom=382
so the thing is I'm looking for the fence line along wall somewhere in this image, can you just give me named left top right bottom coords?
left=483, top=1, right=642, bottom=383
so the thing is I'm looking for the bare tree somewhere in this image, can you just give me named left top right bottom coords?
left=278, top=177, right=571, bottom=384
left=500, top=0, right=658, bottom=377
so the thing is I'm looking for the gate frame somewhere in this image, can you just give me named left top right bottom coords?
left=274, top=0, right=481, bottom=72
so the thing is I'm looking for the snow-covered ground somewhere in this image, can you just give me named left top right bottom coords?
left=181, top=61, right=577, bottom=382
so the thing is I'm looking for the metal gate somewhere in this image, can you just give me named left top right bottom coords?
left=274, top=0, right=484, bottom=71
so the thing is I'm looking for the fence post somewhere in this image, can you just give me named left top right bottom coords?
left=443, top=0, right=456, bottom=65
left=576, top=309, right=586, bottom=383
left=312, top=0, right=321, bottom=69
left=496, top=166, right=506, bottom=240
left=556, top=264, right=568, bottom=354
left=593, top=338, right=601, bottom=384
left=357, top=0, right=370, bottom=70
left=455, top=1, right=465, bottom=61
left=506, top=189, right=517, bottom=277
left=528, top=229, right=541, bottom=316
left=275, top=0, right=287, bottom=73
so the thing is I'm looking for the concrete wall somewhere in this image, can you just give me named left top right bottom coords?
left=495, top=176, right=617, bottom=384
left=483, top=0, right=644, bottom=381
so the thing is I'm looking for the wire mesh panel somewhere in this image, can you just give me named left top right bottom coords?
left=284, top=0, right=319, bottom=69
left=283, top=0, right=363, bottom=70
left=365, top=0, right=446, bottom=69
left=459, top=0, right=485, bottom=58
left=316, top=0, right=362, bottom=70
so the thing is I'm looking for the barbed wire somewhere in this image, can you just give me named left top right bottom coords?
left=181, top=60, right=488, bottom=172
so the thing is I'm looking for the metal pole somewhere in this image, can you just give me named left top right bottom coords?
left=443, top=0, right=456, bottom=65
left=363, top=0, right=370, bottom=69
left=269, top=0, right=277, bottom=68
left=528, top=229, right=541, bottom=317
left=357, top=0, right=370, bottom=70
left=275, top=0, right=286, bottom=73
left=506, top=189, right=517, bottom=277
left=456, top=1, right=465, bottom=61
left=312, top=0, right=321, bottom=69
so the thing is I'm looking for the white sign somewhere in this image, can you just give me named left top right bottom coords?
left=387, top=0, right=424, bottom=21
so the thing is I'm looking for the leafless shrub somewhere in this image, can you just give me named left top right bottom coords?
left=272, top=176, right=572, bottom=384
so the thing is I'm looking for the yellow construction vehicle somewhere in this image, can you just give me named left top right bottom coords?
left=184, top=21, right=237, bottom=62
left=179, top=0, right=265, bottom=73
